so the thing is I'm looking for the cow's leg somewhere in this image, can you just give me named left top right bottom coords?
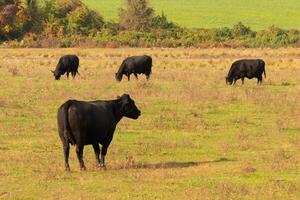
left=233, top=78, right=237, bottom=85
left=257, top=76, right=263, bottom=85
left=76, top=144, right=86, bottom=171
left=127, top=74, right=130, bottom=81
left=92, top=143, right=101, bottom=168
left=66, top=71, right=70, bottom=79
left=241, top=77, right=245, bottom=85
left=134, top=73, right=138, bottom=80
left=100, top=144, right=109, bottom=168
left=146, top=74, right=150, bottom=80
left=63, top=143, right=70, bottom=171
left=71, top=71, right=76, bottom=79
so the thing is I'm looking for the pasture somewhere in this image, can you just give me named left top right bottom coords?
left=0, top=48, right=300, bottom=199
left=82, top=0, right=300, bottom=30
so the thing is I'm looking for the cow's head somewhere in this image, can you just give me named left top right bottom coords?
left=115, top=73, right=122, bottom=82
left=118, top=94, right=141, bottom=119
left=52, top=70, right=61, bottom=80
left=225, top=76, right=233, bottom=85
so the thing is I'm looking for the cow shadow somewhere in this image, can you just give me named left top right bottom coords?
left=118, top=157, right=233, bottom=170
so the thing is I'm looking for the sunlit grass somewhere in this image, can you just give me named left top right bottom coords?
left=82, top=0, right=300, bottom=30
left=0, top=48, right=299, bottom=199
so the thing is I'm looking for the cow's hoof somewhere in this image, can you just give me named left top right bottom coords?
left=65, top=167, right=70, bottom=172
left=80, top=166, right=87, bottom=171
left=98, top=164, right=106, bottom=170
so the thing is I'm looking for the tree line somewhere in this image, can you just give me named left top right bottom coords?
left=0, top=0, right=299, bottom=48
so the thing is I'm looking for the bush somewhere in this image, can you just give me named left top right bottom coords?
left=54, top=0, right=82, bottom=19
left=211, top=27, right=233, bottom=41
left=0, top=0, right=299, bottom=48
left=232, top=22, right=255, bottom=37
left=151, top=12, right=177, bottom=30
left=255, top=26, right=294, bottom=47
left=67, top=5, right=104, bottom=35
left=119, top=0, right=154, bottom=31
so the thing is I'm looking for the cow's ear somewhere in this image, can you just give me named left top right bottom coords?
left=123, top=94, right=130, bottom=99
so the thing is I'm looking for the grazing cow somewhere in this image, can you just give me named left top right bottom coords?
left=57, top=94, right=141, bottom=171
left=115, top=55, right=152, bottom=81
left=226, top=59, right=266, bottom=85
left=52, top=55, right=79, bottom=80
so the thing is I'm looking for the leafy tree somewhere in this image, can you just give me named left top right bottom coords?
left=39, top=0, right=84, bottom=37
left=0, top=0, right=41, bottom=40
left=67, top=5, right=104, bottom=35
left=0, top=0, right=14, bottom=7
left=23, top=0, right=41, bottom=33
left=0, top=3, right=19, bottom=39
left=119, top=0, right=154, bottom=31
left=55, top=0, right=82, bottom=19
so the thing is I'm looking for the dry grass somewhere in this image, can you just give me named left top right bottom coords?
left=0, top=48, right=299, bottom=199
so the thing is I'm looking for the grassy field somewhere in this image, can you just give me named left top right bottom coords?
left=0, top=47, right=300, bottom=199
left=81, top=0, right=300, bottom=30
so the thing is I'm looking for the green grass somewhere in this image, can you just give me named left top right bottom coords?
left=0, top=48, right=299, bottom=199
left=82, top=0, right=300, bottom=30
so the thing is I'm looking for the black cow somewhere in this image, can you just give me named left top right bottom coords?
left=52, top=55, right=79, bottom=80
left=57, top=94, right=141, bottom=171
left=226, top=59, right=266, bottom=85
left=115, top=55, right=152, bottom=81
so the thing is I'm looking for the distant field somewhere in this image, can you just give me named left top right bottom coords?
left=0, top=48, right=300, bottom=199
left=81, top=0, right=300, bottom=30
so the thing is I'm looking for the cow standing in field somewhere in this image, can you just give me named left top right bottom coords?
left=115, top=55, right=152, bottom=81
left=226, top=59, right=266, bottom=85
left=52, top=55, right=80, bottom=80
left=57, top=94, right=141, bottom=171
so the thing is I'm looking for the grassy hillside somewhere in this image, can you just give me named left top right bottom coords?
left=0, top=48, right=299, bottom=199
left=82, top=0, right=300, bottom=30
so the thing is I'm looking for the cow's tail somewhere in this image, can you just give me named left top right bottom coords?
left=149, top=56, right=153, bottom=74
left=76, top=57, right=80, bottom=76
left=262, top=61, right=266, bottom=78
left=61, top=100, right=76, bottom=145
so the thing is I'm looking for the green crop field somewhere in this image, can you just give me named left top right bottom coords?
left=0, top=48, right=299, bottom=199
left=81, top=0, right=300, bottom=30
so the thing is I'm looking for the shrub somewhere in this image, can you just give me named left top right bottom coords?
left=232, top=22, right=255, bottom=37
left=67, top=5, right=104, bottom=35
left=119, top=0, right=154, bottom=31
left=0, top=0, right=299, bottom=48
left=211, top=27, right=233, bottom=41
left=54, top=0, right=82, bottom=19
left=255, top=26, right=293, bottom=47
left=151, top=12, right=177, bottom=30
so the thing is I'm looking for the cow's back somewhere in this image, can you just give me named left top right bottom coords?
left=243, top=59, right=264, bottom=76
left=229, top=59, right=264, bottom=78
left=61, top=55, right=79, bottom=71
left=132, top=55, right=152, bottom=73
